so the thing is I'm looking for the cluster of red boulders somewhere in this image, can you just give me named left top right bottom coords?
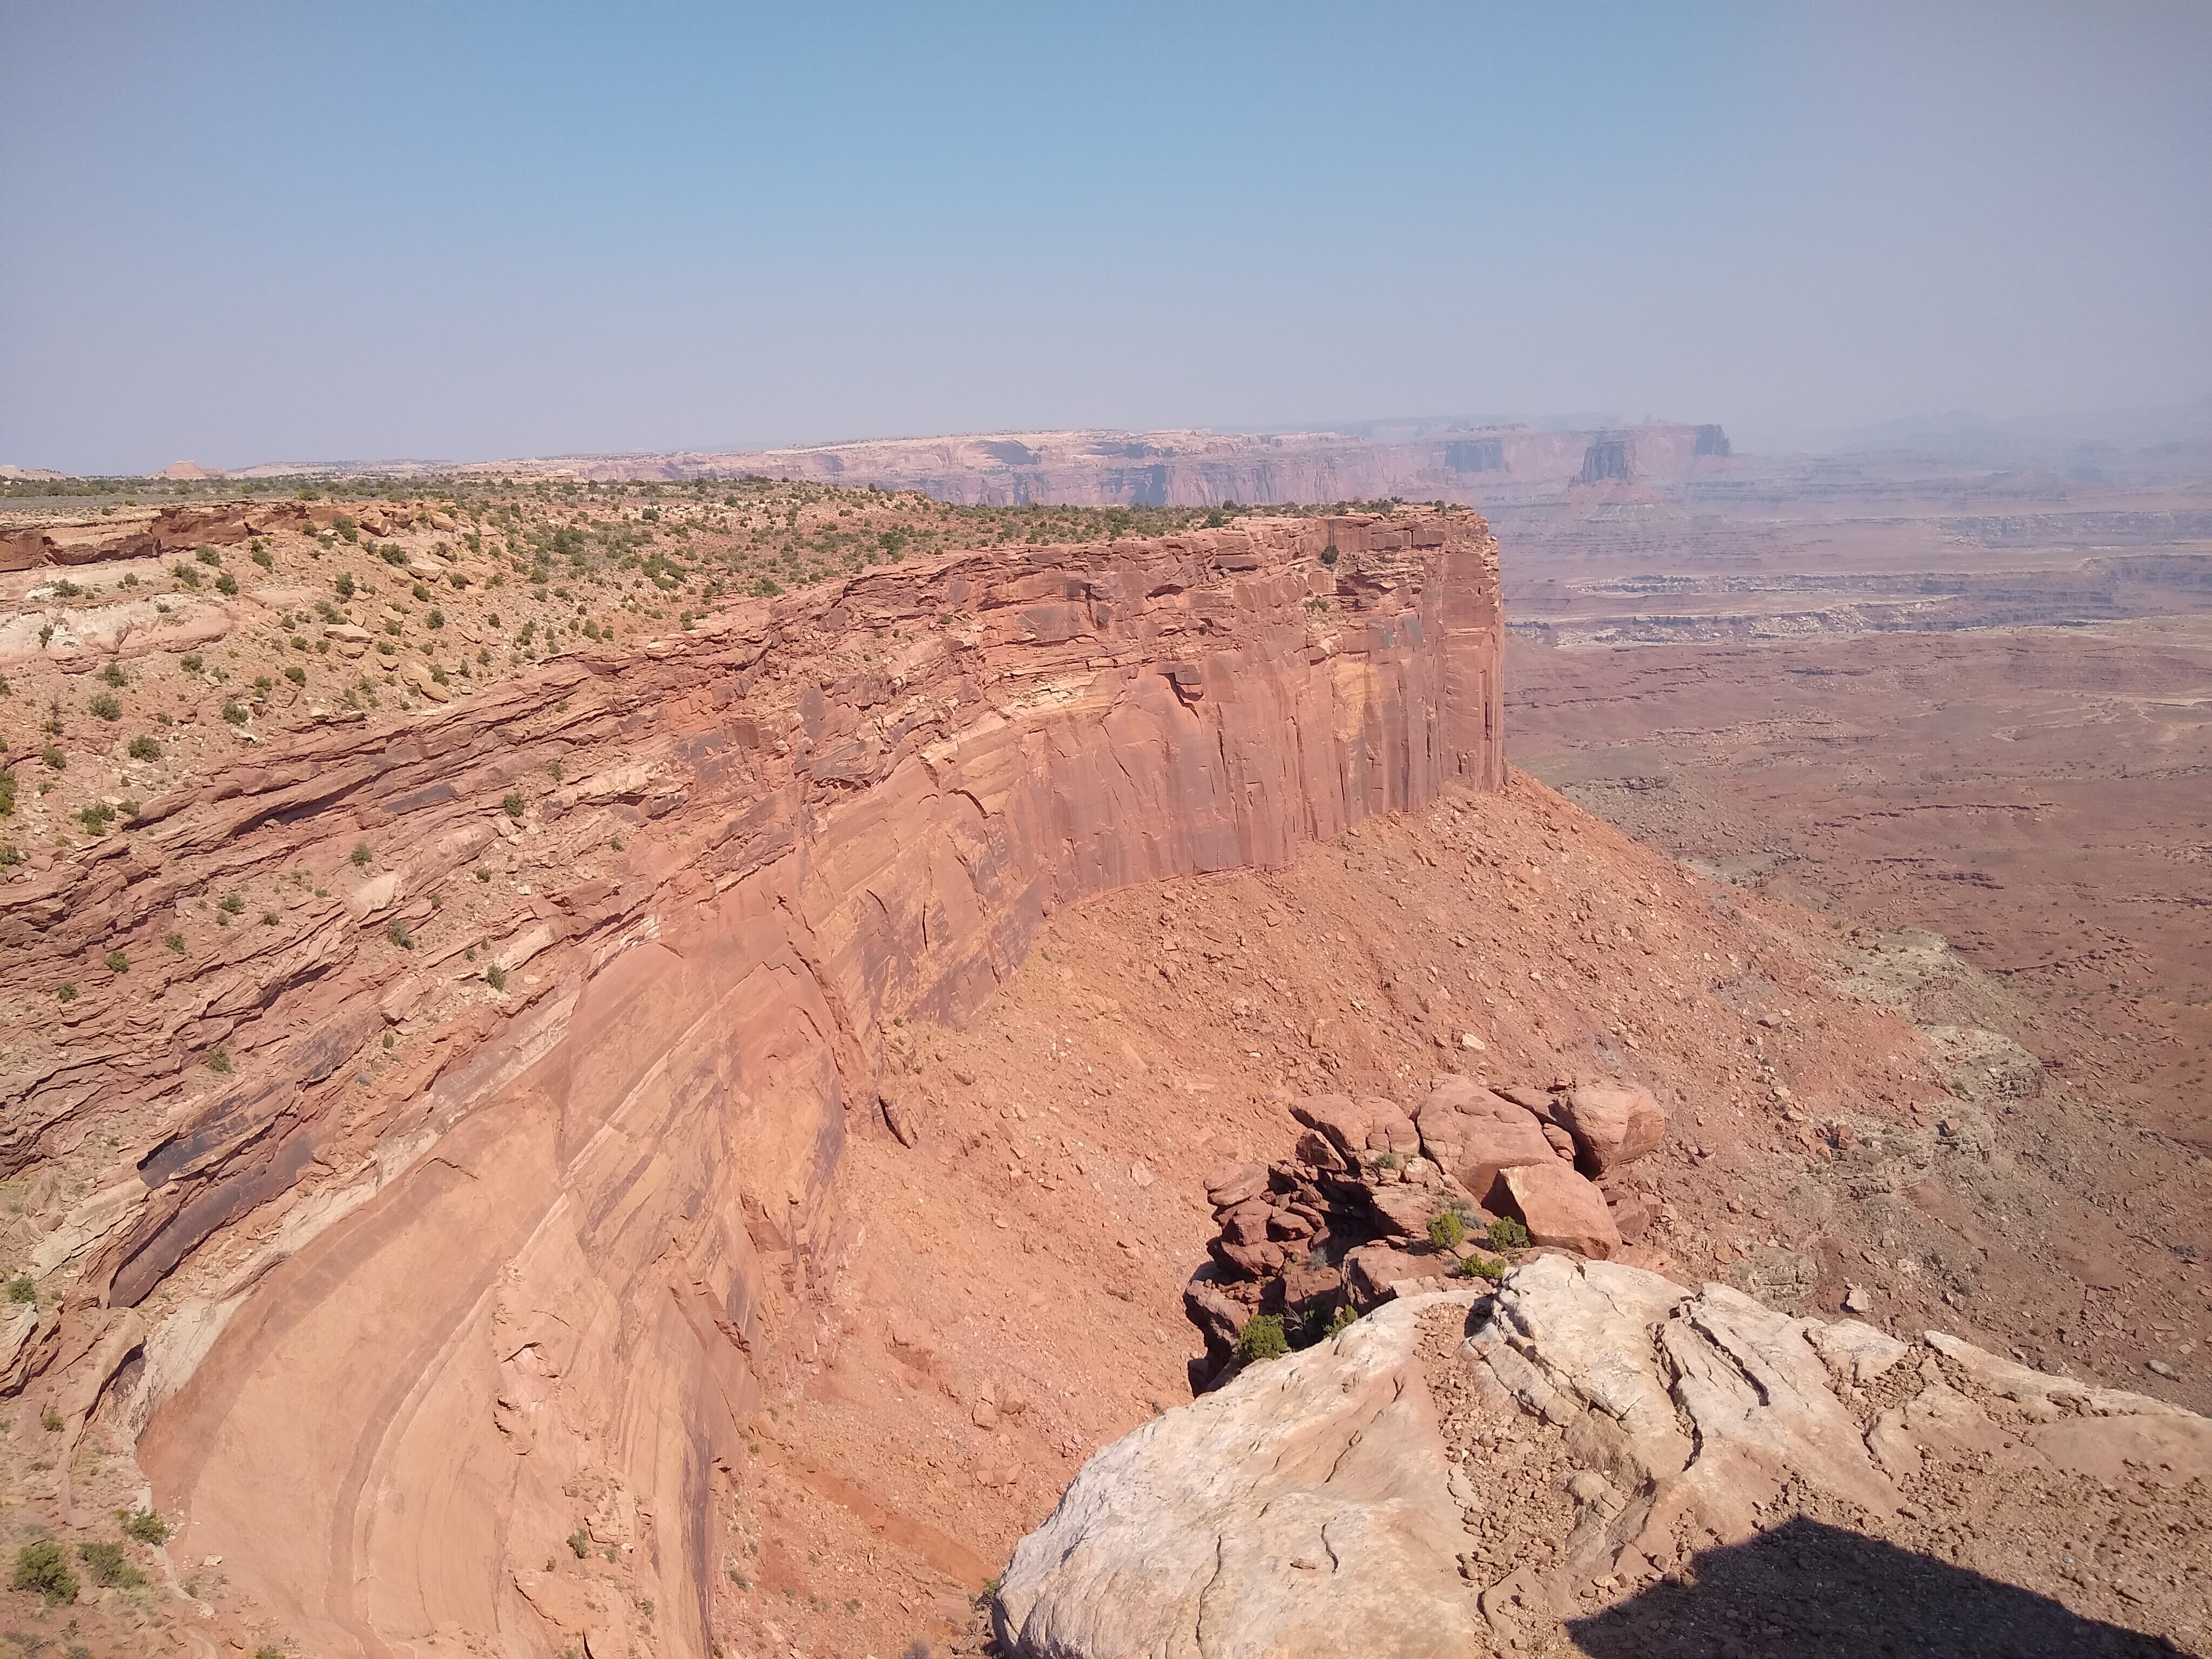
left=1182, top=1075, right=1667, bottom=1381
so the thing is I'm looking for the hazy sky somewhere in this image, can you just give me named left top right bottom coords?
left=3, top=3, right=2208, bottom=473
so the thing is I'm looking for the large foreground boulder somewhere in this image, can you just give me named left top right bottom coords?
left=994, top=1289, right=1488, bottom=1658
left=999, top=1258, right=2212, bottom=1656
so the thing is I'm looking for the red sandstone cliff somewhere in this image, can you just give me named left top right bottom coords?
left=1, top=510, right=1500, bottom=1656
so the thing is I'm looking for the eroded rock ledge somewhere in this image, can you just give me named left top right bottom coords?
left=995, top=1259, right=2212, bottom=1656
left=2, top=510, right=1499, bottom=1656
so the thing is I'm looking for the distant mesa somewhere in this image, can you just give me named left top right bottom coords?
left=1575, top=438, right=1633, bottom=485
left=154, top=460, right=215, bottom=480
left=1446, top=436, right=1507, bottom=473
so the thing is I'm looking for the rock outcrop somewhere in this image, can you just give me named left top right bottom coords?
left=1183, top=1077, right=1668, bottom=1376
left=995, top=1287, right=1490, bottom=1659
left=1000, top=1259, right=2212, bottom=1656
left=1, top=510, right=1502, bottom=1657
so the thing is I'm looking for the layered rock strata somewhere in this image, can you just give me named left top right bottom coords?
left=999, top=1262, right=2212, bottom=1657
left=1184, top=1078, right=1667, bottom=1377
left=0, top=510, right=1500, bottom=1657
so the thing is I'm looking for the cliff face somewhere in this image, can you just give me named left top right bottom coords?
left=2, top=510, right=1500, bottom=1656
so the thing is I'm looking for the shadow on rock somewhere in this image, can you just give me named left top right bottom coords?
left=1567, top=1516, right=2179, bottom=1658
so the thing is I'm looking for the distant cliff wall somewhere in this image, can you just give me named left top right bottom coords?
left=538, top=423, right=1738, bottom=507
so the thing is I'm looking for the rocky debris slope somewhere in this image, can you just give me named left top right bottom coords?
left=1183, top=1078, right=1668, bottom=1378
left=998, top=1261, right=2212, bottom=1657
left=0, top=510, right=1500, bottom=1657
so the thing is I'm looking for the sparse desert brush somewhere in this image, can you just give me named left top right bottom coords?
left=1487, top=1216, right=1530, bottom=1251
left=1234, top=1313, right=1289, bottom=1364
left=12, top=1539, right=78, bottom=1603
left=89, top=691, right=121, bottom=721
left=128, top=733, right=161, bottom=759
left=99, top=660, right=127, bottom=687
left=79, top=1538, right=146, bottom=1589
left=1427, top=1210, right=1465, bottom=1251
left=119, top=1506, right=172, bottom=1545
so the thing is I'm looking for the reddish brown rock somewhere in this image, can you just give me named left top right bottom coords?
left=1220, top=1200, right=1276, bottom=1246
left=880, top=1090, right=921, bottom=1148
left=1556, top=1080, right=1668, bottom=1173
left=1365, top=1182, right=1441, bottom=1240
left=1289, top=1095, right=1374, bottom=1160
left=1343, top=1242, right=1439, bottom=1310
left=1204, top=1162, right=1270, bottom=1209
left=1500, top=1162, right=1623, bottom=1259
left=1413, top=1077, right=1554, bottom=1204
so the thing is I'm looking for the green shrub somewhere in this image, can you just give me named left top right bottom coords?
left=251, top=546, right=274, bottom=570
left=165, top=931, right=185, bottom=952
left=205, top=1047, right=232, bottom=1073
left=180, top=652, right=204, bottom=672
left=0, top=844, right=17, bottom=868
left=1458, top=1252, right=1506, bottom=1282
left=285, top=664, right=306, bottom=685
left=88, top=692, right=121, bottom=721
left=568, top=1527, right=591, bottom=1560
left=78, top=802, right=116, bottom=833
left=1320, top=544, right=1340, bottom=567
left=41, top=744, right=64, bottom=770
left=5, top=1275, right=33, bottom=1303
left=1427, top=1210, right=1465, bottom=1251
left=380, top=545, right=408, bottom=567
left=105, top=950, right=130, bottom=974
left=119, top=1507, right=172, bottom=1546
left=502, top=791, right=526, bottom=820
left=1234, top=1313, right=1290, bottom=1364
left=12, top=1537, right=78, bottom=1603
left=214, top=572, right=239, bottom=597
left=221, top=701, right=247, bottom=725
left=194, top=545, right=221, bottom=567
left=99, top=662, right=127, bottom=687
left=56, top=982, right=78, bottom=1002
left=0, top=767, right=14, bottom=814
left=386, top=920, right=414, bottom=949
left=79, top=1539, right=145, bottom=1588
left=1486, top=1216, right=1530, bottom=1251
left=485, top=963, right=508, bottom=991
left=219, top=892, right=245, bottom=914
left=334, top=570, right=356, bottom=599
left=128, top=734, right=161, bottom=760
left=350, top=841, right=373, bottom=867
left=1322, top=1303, right=1358, bottom=1339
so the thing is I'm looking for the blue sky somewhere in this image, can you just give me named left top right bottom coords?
left=3, top=2, right=2207, bottom=473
